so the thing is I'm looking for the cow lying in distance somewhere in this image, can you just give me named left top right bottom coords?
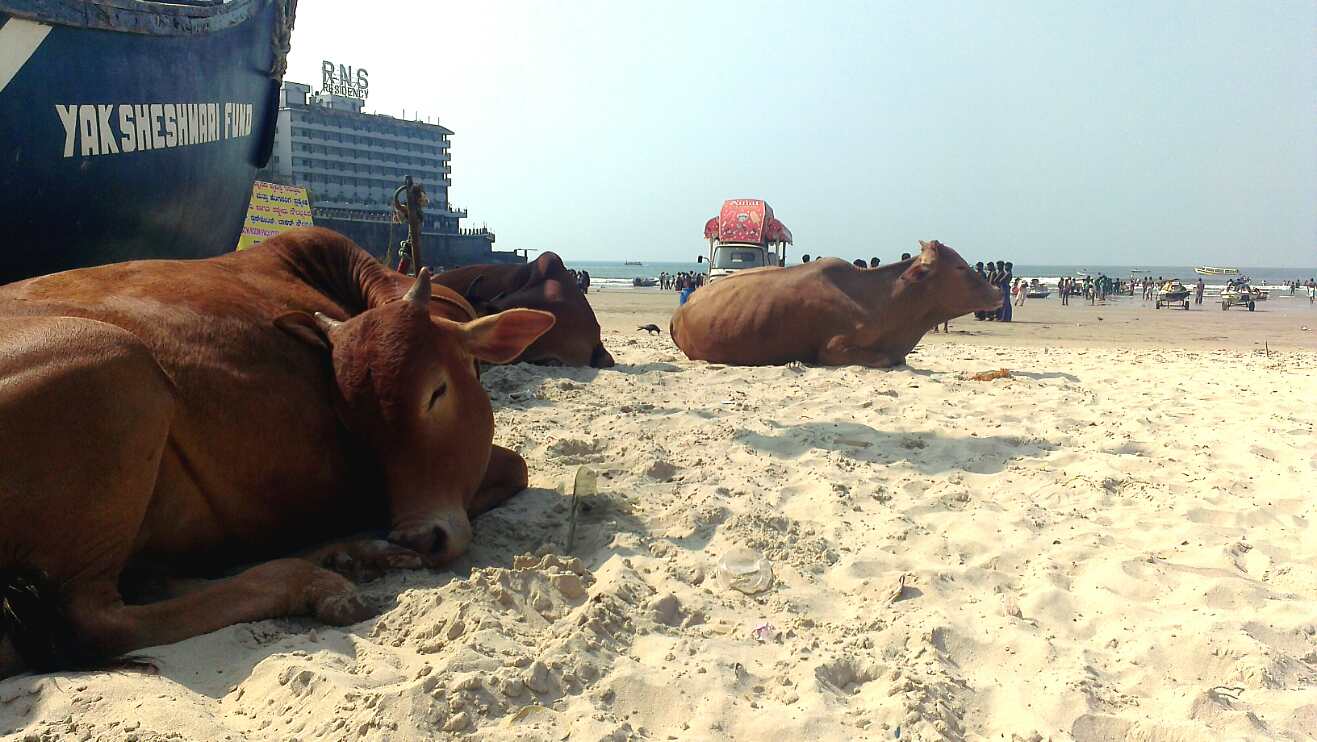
left=436, top=252, right=615, bottom=368
left=0, top=227, right=554, bottom=677
left=670, top=240, right=1001, bottom=367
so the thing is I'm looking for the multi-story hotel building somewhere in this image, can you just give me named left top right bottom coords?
left=259, top=81, right=521, bottom=266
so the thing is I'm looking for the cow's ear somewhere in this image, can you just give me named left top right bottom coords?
left=902, top=241, right=940, bottom=282
left=918, top=240, right=940, bottom=266
left=901, top=263, right=932, bottom=282
left=460, top=308, right=556, bottom=364
left=275, top=311, right=341, bottom=350
left=522, top=252, right=567, bottom=289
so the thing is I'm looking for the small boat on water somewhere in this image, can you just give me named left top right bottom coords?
left=0, top=0, right=296, bottom=284
left=1195, top=266, right=1240, bottom=276
left=624, top=260, right=644, bottom=266
left=631, top=277, right=657, bottom=287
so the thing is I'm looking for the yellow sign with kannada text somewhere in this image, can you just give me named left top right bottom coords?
left=236, top=181, right=314, bottom=251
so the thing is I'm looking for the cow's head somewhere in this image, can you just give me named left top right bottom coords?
left=898, top=240, right=1002, bottom=319
left=465, top=253, right=614, bottom=368
left=277, top=270, right=554, bottom=562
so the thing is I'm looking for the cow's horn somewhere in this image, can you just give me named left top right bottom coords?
left=404, top=268, right=431, bottom=306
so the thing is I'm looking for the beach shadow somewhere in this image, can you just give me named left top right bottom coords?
left=735, top=421, right=1055, bottom=474
left=613, top=362, right=683, bottom=375
left=1011, top=370, right=1080, bottom=382
left=520, top=365, right=603, bottom=382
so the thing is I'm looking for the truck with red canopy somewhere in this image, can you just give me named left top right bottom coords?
left=698, top=199, right=792, bottom=282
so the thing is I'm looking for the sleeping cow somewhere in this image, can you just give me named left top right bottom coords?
left=436, top=252, right=614, bottom=368
left=671, top=240, right=1000, bottom=367
left=0, top=228, right=554, bottom=677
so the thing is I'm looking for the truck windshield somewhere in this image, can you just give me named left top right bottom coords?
left=712, top=247, right=765, bottom=269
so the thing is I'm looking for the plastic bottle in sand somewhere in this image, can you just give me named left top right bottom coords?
left=717, top=547, right=773, bottom=594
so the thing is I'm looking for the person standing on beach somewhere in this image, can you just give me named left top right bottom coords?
left=870, top=257, right=881, bottom=268
left=1195, top=278, right=1205, bottom=305
left=974, top=262, right=989, bottom=320
left=1014, top=278, right=1027, bottom=307
left=1003, top=263, right=1015, bottom=320
left=900, top=253, right=911, bottom=261
left=801, top=254, right=811, bottom=263
left=995, top=261, right=1013, bottom=321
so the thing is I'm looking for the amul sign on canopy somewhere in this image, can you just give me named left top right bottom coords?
left=321, top=61, right=369, bottom=100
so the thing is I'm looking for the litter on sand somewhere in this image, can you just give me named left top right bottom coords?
left=965, top=368, right=1012, bottom=381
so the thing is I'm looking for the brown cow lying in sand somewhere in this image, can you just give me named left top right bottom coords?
left=0, top=227, right=554, bottom=677
left=436, top=252, right=615, bottom=368
left=671, top=240, right=1001, bottom=367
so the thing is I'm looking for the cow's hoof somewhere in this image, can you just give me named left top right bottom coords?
left=320, top=539, right=425, bottom=582
left=314, top=590, right=377, bottom=626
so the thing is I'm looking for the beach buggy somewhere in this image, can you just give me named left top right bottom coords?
left=1220, top=284, right=1258, bottom=311
left=1154, top=280, right=1192, bottom=310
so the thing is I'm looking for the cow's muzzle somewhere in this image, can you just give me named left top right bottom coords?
left=388, top=510, right=473, bottom=563
left=590, top=343, right=615, bottom=368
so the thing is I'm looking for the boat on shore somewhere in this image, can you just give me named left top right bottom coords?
left=624, top=260, right=644, bottom=266
left=1195, top=266, right=1240, bottom=276
left=0, top=0, right=296, bottom=284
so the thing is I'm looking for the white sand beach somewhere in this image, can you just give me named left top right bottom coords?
left=3, top=291, right=1316, bottom=741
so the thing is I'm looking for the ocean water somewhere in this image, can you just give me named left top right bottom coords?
left=567, top=260, right=1317, bottom=292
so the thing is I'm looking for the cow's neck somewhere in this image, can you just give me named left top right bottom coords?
left=849, top=265, right=943, bottom=360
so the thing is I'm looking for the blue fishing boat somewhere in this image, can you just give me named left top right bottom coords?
left=0, top=0, right=296, bottom=284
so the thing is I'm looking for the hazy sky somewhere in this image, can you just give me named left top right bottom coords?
left=286, top=1, right=1314, bottom=267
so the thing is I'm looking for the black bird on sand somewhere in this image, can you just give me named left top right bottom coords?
left=638, top=324, right=662, bottom=335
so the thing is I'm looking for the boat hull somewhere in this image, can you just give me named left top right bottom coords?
left=0, top=0, right=287, bottom=284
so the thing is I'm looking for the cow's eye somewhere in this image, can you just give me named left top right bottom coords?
left=428, top=383, right=448, bottom=410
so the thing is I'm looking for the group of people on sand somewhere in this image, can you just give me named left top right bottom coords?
left=1056, top=274, right=1132, bottom=305
left=659, top=271, right=704, bottom=292
left=1060, top=276, right=1101, bottom=305
left=1286, top=279, right=1316, bottom=299
left=566, top=268, right=591, bottom=294
left=972, top=260, right=1015, bottom=321
left=659, top=271, right=705, bottom=305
